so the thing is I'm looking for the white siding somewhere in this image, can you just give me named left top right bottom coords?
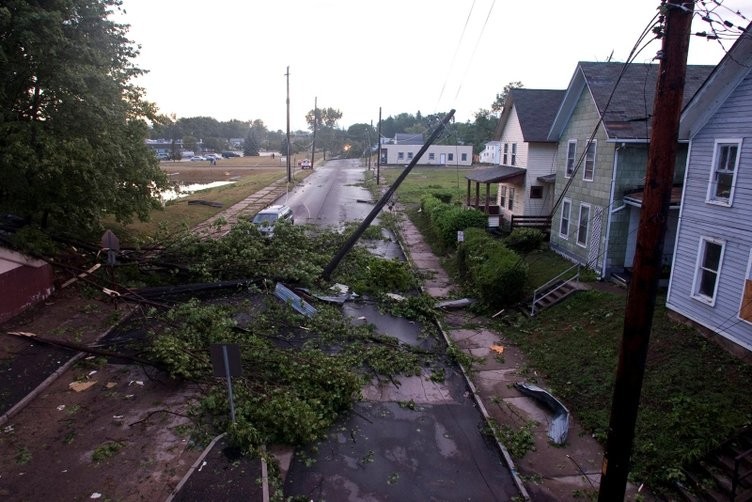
left=382, top=144, right=473, bottom=166
left=668, top=73, right=752, bottom=350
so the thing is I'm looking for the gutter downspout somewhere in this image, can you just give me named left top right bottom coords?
left=602, top=143, right=624, bottom=279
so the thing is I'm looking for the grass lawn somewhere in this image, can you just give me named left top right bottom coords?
left=380, top=165, right=494, bottom=205
left=498, top=290, right=752, bottom=492
left=105, top=159, right=312, bottom=243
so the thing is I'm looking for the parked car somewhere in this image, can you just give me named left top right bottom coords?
left=222, top=151, right=241, bottom=158
left=251, top=204, right=294, bottom=237
left=189, top=156, right=206, bottom=161
left=300, top=159, right=312, bottom=169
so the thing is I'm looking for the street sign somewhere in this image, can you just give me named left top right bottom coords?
left=210, top=343, right=242, bottom=423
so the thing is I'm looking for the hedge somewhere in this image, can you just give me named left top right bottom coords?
left=420, top=194, right=487, bottom=249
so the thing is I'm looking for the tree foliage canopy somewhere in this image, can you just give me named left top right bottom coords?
left=0, top=0, right=168, bottom=231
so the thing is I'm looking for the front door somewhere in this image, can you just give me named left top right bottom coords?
left=440, top=153, right=446, bottom=165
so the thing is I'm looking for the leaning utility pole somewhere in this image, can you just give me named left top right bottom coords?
left=311, top=96, right=317, bottom=168
left=376, top=107, right=382, bottom=185
left=368, top=120, right=373, bottom=170
left=598, top=2, right=694, bottom=500
left=321, top=109, right=455, bottom=281
left=285, top=66, right=291, bottom=183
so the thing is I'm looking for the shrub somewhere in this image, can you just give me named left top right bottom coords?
left=420, top=195, right=486, bottom=249
left=458, top=228, right=528, bottom=306
left=504, top=228, right=546, bottom=254
left=431, top=190, right=453, bottom=204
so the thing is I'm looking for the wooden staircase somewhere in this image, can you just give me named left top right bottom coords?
left=678, top=427, right=752, bottom=501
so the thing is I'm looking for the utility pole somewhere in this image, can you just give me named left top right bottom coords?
left=368, top=120, right=373, bottom=170
left=311, top=96, right=317, bottom=168
left=321, top=109, right=455, bottom=281
left=598, top=2, right=694, bottom=500
left=376, top=107, right=382, bottom=185
left=285, top=66, right=291, bottom=183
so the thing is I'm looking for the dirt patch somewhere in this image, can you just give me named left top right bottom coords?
left=162, top=165, right=283, bottom=185
left=0, top=288, right=202, bottom=501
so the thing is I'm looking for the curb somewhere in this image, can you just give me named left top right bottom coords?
left=391, top=212, right=532, bottom=501
left=165, top=432, right=227, bottom=502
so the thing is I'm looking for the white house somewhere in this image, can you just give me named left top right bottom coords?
left=380, top=132, right=473, bottom=166
left=667, top=25, right=752, bottom=352
left=479, top=141, right=501, bottom=164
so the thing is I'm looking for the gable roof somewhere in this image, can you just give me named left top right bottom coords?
left=501, top=88, right=566, bottom=142
left=680, top=23, right=752, bottom=138
left=548, top=61, right=715, bottom=141
left=394, top=133, right=424, bottom=145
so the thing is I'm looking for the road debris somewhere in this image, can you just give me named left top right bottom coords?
left=274, top=283, right=317, bottom=318
left=514, top=381, right=570, bottom=445
left=435, top=298, right=475, bottom=310
left=69, top=381, right=97, bottom=392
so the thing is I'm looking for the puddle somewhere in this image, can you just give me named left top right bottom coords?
left=343, top=302, right=436, bottom=350
left=161, top=181, right=235, bottom=201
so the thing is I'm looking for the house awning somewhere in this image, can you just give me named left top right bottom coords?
left=465, top=166, right=526, bottom=183
left=537, top=173, right=557, bottom=183
left=623, top=186, right=683, bottom=209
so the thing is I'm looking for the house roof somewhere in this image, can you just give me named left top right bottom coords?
left=537, top=173, right=557, bottom=183
left=548, top=62, right=715, bottom=141
left=465, top=166, right=526, bottom=183
left=394, top=133, right=424, bottom=145
left=680, top=22, right=752, bottom=138
left=623, top=186, right=683, bottom=208
left=500, top=89, right=566, bottom=142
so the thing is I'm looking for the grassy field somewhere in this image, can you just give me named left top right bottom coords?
left=106, top=156, right=313, bottom=243
left=379, top=165, right=497, bottom=206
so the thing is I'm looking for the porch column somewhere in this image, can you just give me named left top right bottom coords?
left=485, top=182, right=490, bottom=214
left=466, top=179, right=471, bottom=207
left=475, top=182, right=480, bottom=208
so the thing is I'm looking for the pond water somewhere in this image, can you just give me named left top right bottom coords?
left=160, top=181, right=235, bottom=201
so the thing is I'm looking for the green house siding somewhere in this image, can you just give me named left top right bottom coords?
left=551, top=89, right=613, bottom=273
left=604, top=145, right=688, bottom=275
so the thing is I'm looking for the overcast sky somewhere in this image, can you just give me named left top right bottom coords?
left=117, top=0, right=748, bottom=132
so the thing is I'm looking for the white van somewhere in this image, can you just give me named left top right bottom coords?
left=251, top=205, right=294, bottom=236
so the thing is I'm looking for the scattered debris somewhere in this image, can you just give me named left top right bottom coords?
left=105, top=382, right=117, bottom=389
left=330, top=283, right=350, bottom=294
left=435, top=298, right=475, bottom=310
left=87, top=370, right=97, bottom=377
left=3, top=425, right=14, bottom=433
left=491, top=345, right=504, bottom=354
left=298, top=285, right=357, bottom=304
left=90, top=493, right=102, bottom=499
left=128, top=380, right=144, bottom=386
left=198, top=460, right=207, bottom=472
left=491, top=308, right=506, bottom=318
left=112, top=415, right=124, bottom=420
left=385, top=293, right=407, bottom=302
left=274, top=283, right=317, bottom=318
left=57, top=405, right=66, bottom=411
left=514, top=381, right=570, bottom=445
left=69, top=381, right=97, bottom=392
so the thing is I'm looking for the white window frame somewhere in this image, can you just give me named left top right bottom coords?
left=560, top=198, right=571, bottom=239
left=577, top=203, right=590, bottom=248
left=738, top=249, right=752, bottom=325
left=691, top=236, right=725, bottom=306
left=565, top=140, right=576, bottom=178
left=508, top=187, right=515, bottom=210
left=511, top=143, right=517, bottom=166
left=583, top=140, right=596, bottom=181
left=706, top=138, right=742, bottom=206
left=499, top=185, right=507, bottom=208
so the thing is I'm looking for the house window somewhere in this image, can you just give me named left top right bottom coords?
left=461, top=152, right=467, bottom=162
left=583, top=140, right=596, bottom=181
left=499, top=185, right=507, bottom=208
left=407, top=152, right=414, bottom=160
left=565, top=140, right=576, bottom=177
left=511, top=143, right=517, bottom=166
left=692, top=236, right=725, bottom=305
left=429, top=153, right=435, bottom=160
left=448, top=153, right=454, bottom=161
left=503, top=143, right=508, bottom=165
left=398, top=152, right=404, bottom=160
left=560, top=198, right=571, bottom=239
left=530, top=186, right=543, bottom=199
left=508, top=187, right=515, bottom=210
left=707, top=139, right=742, bottom=205
left=740, top=250, right=752, bottom=324
left=577, top=203, right=590, bottom=247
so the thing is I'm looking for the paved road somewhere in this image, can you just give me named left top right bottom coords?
left=281, top=159, right=522, bottom=500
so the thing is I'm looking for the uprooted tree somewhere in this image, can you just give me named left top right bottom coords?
left=0, top=0, right=168, bottom=232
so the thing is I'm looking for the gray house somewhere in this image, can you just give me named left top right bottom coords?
left=667, top=26, right=752, bottom=352
left=547, top=62, right=713, bottom=279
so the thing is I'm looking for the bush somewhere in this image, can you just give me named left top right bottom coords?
left=420, top=195, right=486, bottom=249
left=431, top=190, right=453, bottom=204
left=504, top=228, right=546, bottom=254
left=458, top=228, right=527, bottom=306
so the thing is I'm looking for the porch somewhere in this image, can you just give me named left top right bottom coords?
left=464, top=166, right=526, bottom=227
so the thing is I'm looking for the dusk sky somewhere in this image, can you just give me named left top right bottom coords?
left=117, top=0, right=749, bottom=132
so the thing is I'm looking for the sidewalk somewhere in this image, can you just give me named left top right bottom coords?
left=396, top=214, right=618, bottom=501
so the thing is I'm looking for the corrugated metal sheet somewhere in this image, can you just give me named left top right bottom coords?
left=274, top=283, right=317, bottom=318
